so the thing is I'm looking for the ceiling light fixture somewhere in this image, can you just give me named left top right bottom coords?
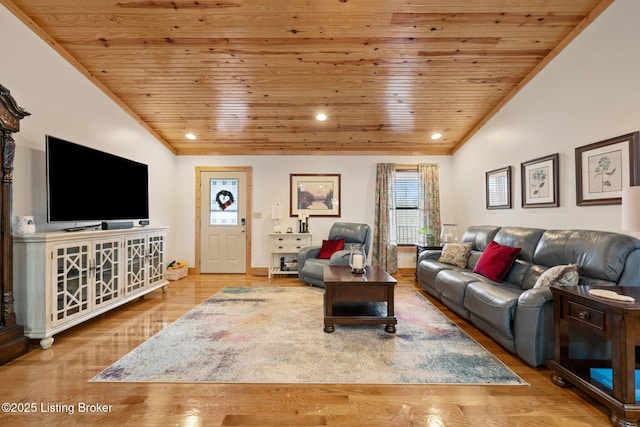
left=316, top=113, right=327, bottom=121
left=185, top=133, right=197, bottom=140
left=431, top=133, right=442, bottom=140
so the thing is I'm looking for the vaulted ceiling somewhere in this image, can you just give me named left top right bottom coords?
left=2, top=0, right=612, bottom=155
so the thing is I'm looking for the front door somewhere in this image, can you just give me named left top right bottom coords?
left=198, top=168, right=250, bottom=273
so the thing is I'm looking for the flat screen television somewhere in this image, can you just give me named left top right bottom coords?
left=46, top=135, right=149, bottom=223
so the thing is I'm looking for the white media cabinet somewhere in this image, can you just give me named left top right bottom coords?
left=13, top=226, right=169, bottom=349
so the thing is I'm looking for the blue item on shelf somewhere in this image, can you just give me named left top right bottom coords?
left=590, top=368, right=640, bottom=401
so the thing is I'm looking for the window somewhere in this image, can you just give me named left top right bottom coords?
left=209, top=179, right=239, bottom=225
left=394, top=169, right=420, bottom=245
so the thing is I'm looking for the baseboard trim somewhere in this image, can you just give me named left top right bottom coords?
left=251, top=267, right=269, bottom=277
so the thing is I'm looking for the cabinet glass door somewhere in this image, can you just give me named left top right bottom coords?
left=94, top=238, right=122, bottom=307
left=53, top=243, right=91, bottom=324
left=147, top=233, right=165, bottom=285
left=126, top=235, right=147, bottom=294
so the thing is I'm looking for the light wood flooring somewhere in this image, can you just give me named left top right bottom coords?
left=0, top=273, right=611, bottom=426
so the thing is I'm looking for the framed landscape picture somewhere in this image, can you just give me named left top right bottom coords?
left=575, top=131, right=640, bottom=206
left=521, top=153, right=559, bottom=208
left=290, top=174, right=341, bottom=217
left=486, top=166, right=512, bottom=210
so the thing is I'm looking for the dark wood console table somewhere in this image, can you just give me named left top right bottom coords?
left=547, top=285, right=640, bottom=427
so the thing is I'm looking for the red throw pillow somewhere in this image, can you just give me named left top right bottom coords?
left=473, top=241, right=521, bottom=282
left=317, top=239, right=345, bottom=259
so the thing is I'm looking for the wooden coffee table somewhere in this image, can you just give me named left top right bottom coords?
left=323, top=265, right=397, bottom=333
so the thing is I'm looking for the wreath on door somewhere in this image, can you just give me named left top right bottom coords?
left=215, top=190, right=234, bottom=211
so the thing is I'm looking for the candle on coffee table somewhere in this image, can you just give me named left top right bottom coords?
left=352, top=254, right=363, bottom=270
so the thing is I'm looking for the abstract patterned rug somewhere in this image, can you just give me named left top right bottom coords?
left=91, top=286, right=527, bottom=385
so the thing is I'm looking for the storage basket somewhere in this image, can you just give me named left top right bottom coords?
left=166, top=266, right=188, bottom=281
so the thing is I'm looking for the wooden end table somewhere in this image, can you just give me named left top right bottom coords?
left=547, top=285, right=640, bottom=427
left=323, top=265, right=397, bottom=333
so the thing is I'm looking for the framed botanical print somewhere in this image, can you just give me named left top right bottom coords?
left=486, top=166, right=512, bottom=210
left=290, top=174, right=341, bottom=217
left=575, top=131, right=640, bottom=206
left=521, top=153, right=559, bottom=208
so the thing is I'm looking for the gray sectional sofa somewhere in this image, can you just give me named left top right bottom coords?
left=417, top=225, right=640, bottom=367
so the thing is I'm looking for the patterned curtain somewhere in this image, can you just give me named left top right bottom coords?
left=418, top=163, right=442, bottom=245
left=372, top=163, right=398, bottom=274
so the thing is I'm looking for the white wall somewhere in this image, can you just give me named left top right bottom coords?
left=1, top=5, right=179, bottom=258
left=453, top=0, right=640, bottom=238
left=174, top=156, right=454, bottom=268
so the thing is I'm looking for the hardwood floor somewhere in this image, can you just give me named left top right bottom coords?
left=0, top=273, right=611, bottom=426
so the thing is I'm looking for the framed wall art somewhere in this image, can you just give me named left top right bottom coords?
left=521, top=153, right=559, bottom=208
left=485, top=166, right=512, bottom=210
left=290, top=174, right=341, bottom=217
left=575, top=131, right=640, bottom=206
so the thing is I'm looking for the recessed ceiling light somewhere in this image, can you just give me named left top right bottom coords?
left=185, top=133, right=197, bottom=140
left=431, top=133, right=442, bottom=140
left=316, top=113, right=327, bottom=121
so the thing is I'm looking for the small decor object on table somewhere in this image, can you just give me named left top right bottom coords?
left=14, top=216, right=36, bottom=234
left=297, top=209, right=310, bottom=233
left=440, top=224, right=458, bottom=244
left=418, top=227, right=437, bottom=246
left=271, top=203, right=283, bottom=233
left=349, top=243, right=366, bottom=274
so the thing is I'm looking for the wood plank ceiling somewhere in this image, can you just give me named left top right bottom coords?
left=2, top=0, right=612, bottom=155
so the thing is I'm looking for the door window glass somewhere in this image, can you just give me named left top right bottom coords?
left=209, top=179, right=238, bottom=225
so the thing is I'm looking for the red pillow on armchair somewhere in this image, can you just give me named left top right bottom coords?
left=317, top=239, right=345, bottom=259
left=473, top=240, right=521, bottom=282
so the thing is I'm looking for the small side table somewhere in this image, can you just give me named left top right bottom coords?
left=547, top=285, right=640, bottom=427
left=268, top=233, right=312, bottom=278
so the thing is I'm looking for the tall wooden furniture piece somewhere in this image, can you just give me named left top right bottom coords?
left=0, top=84, right=30, bottom=365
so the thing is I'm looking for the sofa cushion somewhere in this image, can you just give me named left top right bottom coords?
left=438, top=242, right=473, bottom=268
left=434, top=269, right=483, bottom=310
left=534, top=229, right=640, bottom=282
left=417, top=259, right=454, bottom=298
left=460, top=225, right=501, bottom=251
left=493, top=226, right=544, bottom=262
left=317, top=239, right=345, bottom=259
left=533, top=264, right=579, bottom=288
left=473, top=241, right=521, bottom=282
left=464, top=281, right=522, bottom=341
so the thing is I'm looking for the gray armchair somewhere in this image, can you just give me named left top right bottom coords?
left=298, top=222, right=372, bottom=287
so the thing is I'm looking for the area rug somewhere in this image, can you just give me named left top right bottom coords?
left=91, top=286, right=527, bottom=385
